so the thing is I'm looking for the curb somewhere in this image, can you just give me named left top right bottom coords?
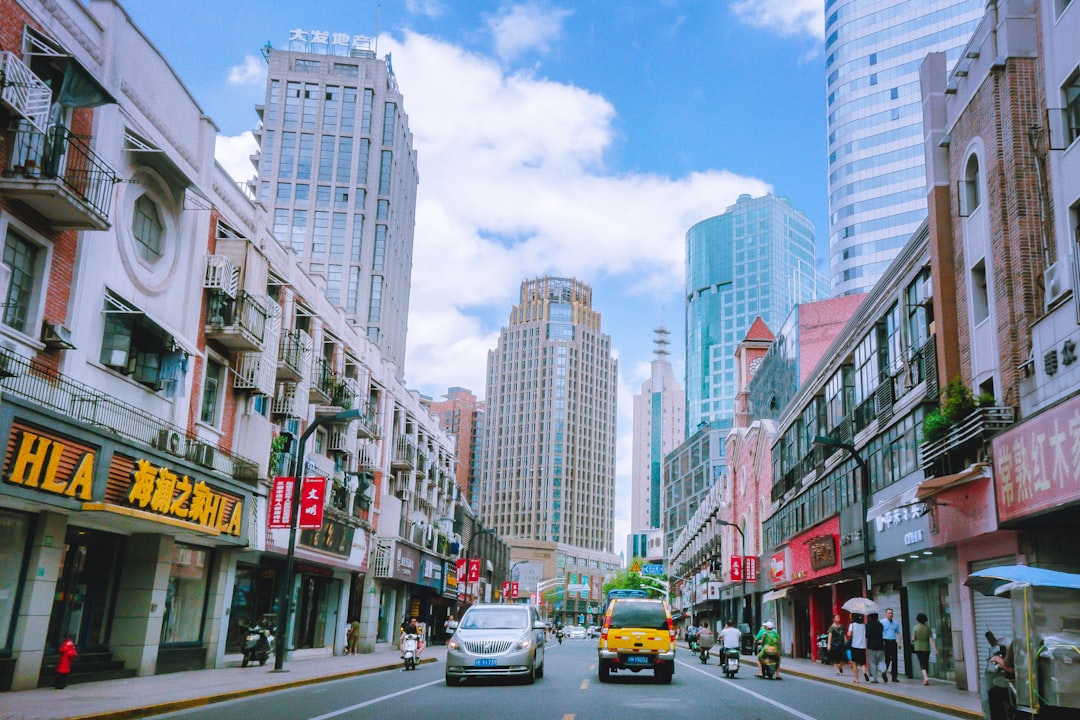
left=66, top=656, right=438, bottom=720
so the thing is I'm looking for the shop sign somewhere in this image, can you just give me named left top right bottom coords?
left=872, top=504, right=931, bottom=559
left=731, top=555, right=743, bottom=582
left=839, top=503, right=867, bottom=561
left=298, top=477, right=326, bottom=530
left=268, top=477, right=293, bottom=529
left=299, top=516, right=355, bottom=558
left=418, top=555, right=443, bottom=590
left=106, top=454, right=243, bottom=536
left=391, top=543, right=420, bottom=583
left=769, top=548, right=789, bottom=584
left=707, top=582, right=721, bottom=600
left=745, top=556, right=758, bottom=582
left=467, top=558, right=481, bottom=583
left=4, top=424, right=96, bottom=501
left=444, top=561, right=458, bottom=592
left=993, top=392, right=1080, bottom=523
left=808, top=535, right=837, bottom=571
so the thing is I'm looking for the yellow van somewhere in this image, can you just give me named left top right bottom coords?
left=597, top=598, right=676, bottom=683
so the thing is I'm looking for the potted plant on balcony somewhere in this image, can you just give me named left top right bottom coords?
left=922, top=378, right=976, bottom=443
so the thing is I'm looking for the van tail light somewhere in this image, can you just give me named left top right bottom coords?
left=667, top=615, right=676, bottom=643
left=601, top=615, right=611, bottom=642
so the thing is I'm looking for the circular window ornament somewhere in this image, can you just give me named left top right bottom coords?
left=115, top=169, right=180, bottom=294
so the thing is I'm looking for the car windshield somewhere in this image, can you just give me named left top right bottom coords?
left=460, top=608, right=529, bottom=630
left=607, top=602, right=669, bottom=630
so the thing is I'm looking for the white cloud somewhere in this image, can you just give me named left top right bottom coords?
left=227, top=54, right=265, bottom=87
left=730, top=0, right=824, bottom=41
left=406, top=0, right=446, bottom=19
left=215, top=131, right=257, bottom=183
left=487, top=3, right=574, bottom=63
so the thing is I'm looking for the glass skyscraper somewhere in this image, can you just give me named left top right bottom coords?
left=826, top=0, right=983, bottom=295
left=685, top=194, right=825, bottom=433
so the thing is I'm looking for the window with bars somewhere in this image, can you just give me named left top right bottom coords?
left=2, top=228, right=41, bottom=334
left=133, top=195, right=164, bottom=262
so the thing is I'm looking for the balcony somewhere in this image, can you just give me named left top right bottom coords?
left=203, top=255, right=239, bottom=299
left=309, top=357, right=336, bottom=403
left=326, top=430, right=353, bottom=455
left=354, top=398, right=379, bottom=439
left=0, top=122, right=116, bottom=230
left=232, top=352, right=275, bottom=396
left=205, top=290, right=269, bottom=352
left=357, top=441, right=379, bottom=469
left=392, top=437, right=417, bottom=470
left=920, top=405, right=1016, bottom=472
left=0, top=51, right=51, bottom=130
left=271, top=383, right=302, bottom=418
left=0, top=348, right=258, bottom=482
left=277, top=329, right=309, bottom=382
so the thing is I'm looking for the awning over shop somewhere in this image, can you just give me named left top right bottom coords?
left=762, top=588, right=790, bottom=603
left=915, top=462, right=990, bottom=501
left=867, top=484, right=920, bottom=521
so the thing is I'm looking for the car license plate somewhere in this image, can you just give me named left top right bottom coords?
left=474, top=658, right=497, bottom=667
left=625, top=655, right=650, bottom=665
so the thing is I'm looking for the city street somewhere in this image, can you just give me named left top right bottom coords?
left=140, top=640, right=964, bottom=720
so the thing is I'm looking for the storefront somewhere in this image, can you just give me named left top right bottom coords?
left=0, top=402, right=251, bottom=690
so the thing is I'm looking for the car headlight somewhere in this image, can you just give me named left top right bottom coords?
left=447, top=639, right=460, bottom=652
left=517, top=637, right=532, bottom=649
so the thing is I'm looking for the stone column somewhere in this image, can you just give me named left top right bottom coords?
left=110, top=534, right=173, bottom=676
left=11, top=512, right=68, bottom=690
left=204, top=549, right=238, bottom=668
left=356, top=577, right=381, bottom=653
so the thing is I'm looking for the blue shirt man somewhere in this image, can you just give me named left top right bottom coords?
left=881, top=608, right=902, bottom=681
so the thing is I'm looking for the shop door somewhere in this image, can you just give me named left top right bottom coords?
left=46, top=527, right=122, bottom=652
left=295, top=575, right=337, bottom=649
left=927, top=580, right=954, bottom=681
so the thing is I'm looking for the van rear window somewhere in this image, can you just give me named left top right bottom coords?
left=608, top=602, right=668, bottom=630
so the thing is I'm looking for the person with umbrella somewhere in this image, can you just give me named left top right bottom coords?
left=841, top=597, right=877, bottom=683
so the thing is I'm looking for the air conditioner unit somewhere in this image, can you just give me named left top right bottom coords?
left=190, top=443, right=217, bottom=469
left=1044, top=261, right=1072, bottom=309
left=155, top=429, right=185, bottom=457
left=41, top=322, right=75, bottom=350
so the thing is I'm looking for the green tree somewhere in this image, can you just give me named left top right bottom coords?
left=602, top=559, right=666, bottom=599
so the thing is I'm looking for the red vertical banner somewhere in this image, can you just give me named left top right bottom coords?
left=730, top=555, right=743, bottom=582
left=298, top=477, right=326, bottom=529
left=456, top=559, right=467, bottom=601
left=467, top=558, right=481, bottom=583
left=502, top=581, right=511, bottom=598
left=268, top=477, right=293, bottom=529
left=511, top=581, right=519, bottom=599
left=745, top=556, right=758, bottom=582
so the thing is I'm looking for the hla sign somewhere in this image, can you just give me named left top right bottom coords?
left=6, top=428, right=94, bottom=500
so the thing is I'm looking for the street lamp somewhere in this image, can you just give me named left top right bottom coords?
left=813, top=435, right=872, bottom=598
left=273, top=407, right=361, bottom=671
left=506, top=561, right=526, bottom=602
left=716, top=519, right=749, bottom=625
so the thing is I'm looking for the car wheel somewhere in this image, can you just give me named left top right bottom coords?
left=445, top=673, right=459, bottom=686
left=536, top=658, right=545, bottom=678
left=656, top=666, right=673, bottom=684
left=598, top=662, right=611, bottom=682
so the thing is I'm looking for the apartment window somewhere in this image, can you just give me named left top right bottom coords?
left=358, top=139, right=370, bottom=184
left=133, top=195, right=164, bottom=261
left=352, top=213, right=364, bottom=261
left=333, top=63, right=359, bottom=77
left=323, top=86, right=340, bottom=131
left=962, top=154, right=981, bottom=214
left=336, top=137, right=353, bottom=183
left=378, top=151, right=392, bottom=194
left=294, top=59, right=320, bottom=73
left=361, top=89, right=374, bottom=134
left=341, top=88, right=357, bottom=132
left=201, top=358, right=224, bottom=425
left=318, top=136, right=335, bottom=181
left=382, top=102, right=397, bottom=145
left=301, top=83, right=318, bottom=129
left=100, top=294, right=171, bottom=391
left=1065, top=69, right=1080, bottom=145
left=2, top=227, right=43, bottom=335
left=284, top=82, right=301, bottom=127
left=373, top=225, right=386, bottom=271
left=971, top=259, right=990, bottom=326
left=377, top=199, right=389, bottom=220
left=368, top=276, right=383, bottom=323
left=297, top=134, right=315, bottom=180
left=276, top=182, right=292, bottom=202
left=853, top=331, right=878, bottom=404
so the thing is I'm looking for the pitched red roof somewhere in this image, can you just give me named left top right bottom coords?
left=744, top=316, right=773, bottom=342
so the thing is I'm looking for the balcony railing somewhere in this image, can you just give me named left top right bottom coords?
left=309, top=357, right=335, bottom=403
left=233, top=352, right=275, bottom=396
left=392, top=437, right=417, bottom=470
left=277, top=329, right=309, bottom=381
left=1, top=122, right=116, bottom=229
left=919, top=405, right=1016, bottom=471
left=0, top=51, right=51, bottom=130
left=206, top=290, right=269, bottom=351
left=0, top=348, right=258, bottom=481
left=204, top=255, right=239, bottom=299
left=271, top=382, right=302, bottom=418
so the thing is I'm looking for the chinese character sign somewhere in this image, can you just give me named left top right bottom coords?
left=745, top=556, right=758, bottom=582
left=269, top=477, right=293, bottom=529
left=511, top=581, right=519, bottom=599
left=502, top=581, right=511, bottom=598
left=467, top=558, right=481, bottom=583
left=730, top=556, right=743, bottom=582
left=298, top=477, right=326, bottom=530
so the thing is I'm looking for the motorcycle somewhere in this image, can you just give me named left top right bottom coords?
left=982, top=631, right=1015, bottom=720
left=556, top=628, right=564, bottom=645
left=757, top=642, right=780, bottom=680
left=697, top=631, right=715, bottom=664
left=723, top=646, right=741, bottom=678
left=816, top=633, right=830, bottom=663
left=401, top=632, right=420, bottom=670
left=241, top=624, right=274, bottom=668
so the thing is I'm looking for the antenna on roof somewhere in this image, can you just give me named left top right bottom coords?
left=375, top=3, right=381, bottom=56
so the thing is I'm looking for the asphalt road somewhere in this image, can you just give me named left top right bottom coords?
left=146, top=638, right=963, bottom=720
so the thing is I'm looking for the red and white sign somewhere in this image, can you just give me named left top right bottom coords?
left=730, top=556, right=743, bottom=582
left=502, top=581, right=511, bottom=597
left=268, top=477, right=294, bottom=529
left=467, top=558, right=481, bottom=583
left=456, top=558, right=467, bottom=584
left=511, top=581, right=519, bottom=599
left=298, top=477, right=326, bottom=530
left=745, top=556, right=758, bottom=582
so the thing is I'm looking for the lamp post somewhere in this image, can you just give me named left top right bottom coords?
left=716, top=520, right=749, bottom=625
left=273, top=407, right=362, bottom=671
left=506, top=561, right=526, bottom=602
left=813, top=435, right=872, bottom=598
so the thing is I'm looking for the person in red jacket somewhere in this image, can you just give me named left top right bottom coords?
left=55, top=636, right=77, bottom=689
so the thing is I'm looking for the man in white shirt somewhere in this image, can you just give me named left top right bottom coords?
left=720, top=619, right=742, bottom=650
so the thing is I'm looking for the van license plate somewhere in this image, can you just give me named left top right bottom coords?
left=474, top=658, right=497, bottom=667
left=625, top=655, right=650, bottom=665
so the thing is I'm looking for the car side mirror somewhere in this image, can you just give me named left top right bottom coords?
left=534, top=621, right=547, bottom=630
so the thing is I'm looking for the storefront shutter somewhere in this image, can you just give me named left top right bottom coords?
left=970, top=558, right=1014, bottom=673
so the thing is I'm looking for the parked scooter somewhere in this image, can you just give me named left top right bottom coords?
left=816, top=633, right=830, bottom=662
left=982, top=631, right=1015, bottom=720
left=401, top=632, right=420, bottom=670
left=241, top=624, right=274, bottom=667
left=723, top=646, right=741, bottom=678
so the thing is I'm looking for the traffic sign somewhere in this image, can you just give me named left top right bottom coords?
left=630, top=560, right=642, bottom=573
left=641, top=563, right=664, bottom=576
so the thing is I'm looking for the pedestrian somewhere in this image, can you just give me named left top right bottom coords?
left=54, top=635, right=77, bottom=689
left=827, top=613, right=847, bottom=674
left=881, top=607, right=901, bottom=681
left=847, top=613, right=867, bottom=683
left=912, top=612, right=937, bottom=686
left=444, top=613, right=457, bottom=643
left=866, top=612, right=885, bottom=683
left=347, top=618, right=361, bottom=655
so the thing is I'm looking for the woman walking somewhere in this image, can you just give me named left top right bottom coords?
left=827, top=613, right=847, bottom=674
left=912, top=613, right=937, bottom=685
left=846, top=613, right=867, bottom=683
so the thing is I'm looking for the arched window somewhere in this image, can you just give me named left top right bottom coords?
left=963, top=154, right=981, bottom=214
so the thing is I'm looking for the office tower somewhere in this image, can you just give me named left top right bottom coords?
left=826, top=0, right=983, bottom=295
left=479, top=277, right=618, bottom=554
left=254, top=31, right=417, bottom=375
left=628, top=324, right=685, bottom=561
left=685, top=193, right=825, bottom=434
left=429, top=387, right=485, bottom=502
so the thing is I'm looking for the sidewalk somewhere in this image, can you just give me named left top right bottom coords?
left=0, top=643, right=446, bottom=720
left=0, top=643, right=983, bottom=720
left=688, top=643, right=982, bottom=719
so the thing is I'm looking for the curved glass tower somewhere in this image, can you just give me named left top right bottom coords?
left=825, top=0, right=982, bottom=295
left=685, top=194, right=825, bottom=432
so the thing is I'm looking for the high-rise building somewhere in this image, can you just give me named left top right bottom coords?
left=825, top=0, right=983, bottom=296
left=253, top=31, right=418, bottom=375
left=479, top=277, right=618, bottom=554
left=429, top=387, right=484, bottom=501
left=684, top=193, right=825, bottom=435
left=628, top=324, right=684, bottom=561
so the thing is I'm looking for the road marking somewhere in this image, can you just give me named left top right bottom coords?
left=580, top=679, right=589, bottom=689
left=307, top=678, right=443, bottom=720
left=678, top=661, right=817, bottom=720
left=562, top=715, right=575, bottom=720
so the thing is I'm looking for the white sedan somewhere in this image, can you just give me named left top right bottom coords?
left=564, top=625, right=587, bottom=639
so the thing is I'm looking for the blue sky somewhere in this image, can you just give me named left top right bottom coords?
left=120, top=0, right=826, bottom=553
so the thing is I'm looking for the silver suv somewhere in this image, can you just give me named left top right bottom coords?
left=445, top=604, right=547, bottom=685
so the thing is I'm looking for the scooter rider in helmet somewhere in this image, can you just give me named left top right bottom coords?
left=756, top=620, right=782, bottom=679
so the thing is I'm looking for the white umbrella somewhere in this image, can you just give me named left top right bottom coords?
left=841, top=597, right=879, bottom=615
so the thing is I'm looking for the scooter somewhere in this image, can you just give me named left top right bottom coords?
left=241, top=624, right=274, bottom=667
left=982, top=631, right=1015, bottom=720
left=816, top=633, right=830, bottom=662
left=698, top=633, right=715, bottom=664
left=401, top=633, right=420, bottom=670
left=758, top=642, right=780, bottom=679
left=556, top=628, right=564, bottom=645
left=723, top=646, right=741, bottom=678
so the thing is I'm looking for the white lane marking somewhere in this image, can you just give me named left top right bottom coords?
left=307, top=678, right=443, bottom=720
left=677, top=660, right=817, bottom=720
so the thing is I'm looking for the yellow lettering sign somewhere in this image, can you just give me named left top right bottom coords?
left=6, top=430, right=95, bottom=500
left=126, top=458, right=242, bottom=537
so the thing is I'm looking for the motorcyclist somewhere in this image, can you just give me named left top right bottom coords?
left=720, top=619, right=742, bottom=652
left=687, top=622, right=699, bottom=650
left=755, top=620, right=782, bottom=679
